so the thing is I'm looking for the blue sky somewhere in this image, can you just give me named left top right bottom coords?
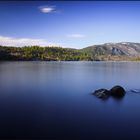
left=0, top=1, right=140, bottom=48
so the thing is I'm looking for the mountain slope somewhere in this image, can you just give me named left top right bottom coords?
left=81, top=42, right=140, bottom=56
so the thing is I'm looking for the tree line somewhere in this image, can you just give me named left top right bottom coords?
left=0, top=46, right=93, bottom=61
left=1, top=45, right=140, bottom=61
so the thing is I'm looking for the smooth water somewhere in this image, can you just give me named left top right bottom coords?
left=0, top=61, right=140, bottom=139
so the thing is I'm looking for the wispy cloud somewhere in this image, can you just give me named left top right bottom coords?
left=39, top=5, right=56, bottom=13
left=0, top=36, right=59, bottom=47
left=67, top=34, right=85, bottom=38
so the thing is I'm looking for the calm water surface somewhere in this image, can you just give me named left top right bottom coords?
left=0, top=61, right=140, bottom=139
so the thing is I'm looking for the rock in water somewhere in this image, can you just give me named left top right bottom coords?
left=110, top=85, right=125, bottom=97
left=93, top=86, right=126, bottom=99
left=93, top=89, right=111, bottom=99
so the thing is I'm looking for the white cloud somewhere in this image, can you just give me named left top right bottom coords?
left=67, top=34, right=85, bottom=38
left=39, top=5, right=56, bottom=13
left=0, top=36, right=59, bottom=47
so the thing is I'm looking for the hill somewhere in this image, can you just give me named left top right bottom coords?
left=81, top=42, right=140, bottom=61
left=1, top=42, right=140, bottom=61
left=82, top=42, right=140, bottom=56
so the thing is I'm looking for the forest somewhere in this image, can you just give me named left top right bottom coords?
left=0, top=46, right=93, bottom=61
left=1, top=45, right=140, bottom=61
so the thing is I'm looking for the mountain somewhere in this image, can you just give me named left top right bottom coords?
left=81, top=42, right=140, bottom=56
left=1, top=42, right=140, bottom=61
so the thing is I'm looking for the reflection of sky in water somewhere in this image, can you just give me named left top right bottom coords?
left=0, top=61, right=140, bottom=139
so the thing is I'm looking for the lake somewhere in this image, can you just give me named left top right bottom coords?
left=0, top=61, right=140, bottom=139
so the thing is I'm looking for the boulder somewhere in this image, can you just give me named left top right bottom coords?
left=93, top=88, right=111, bottom=99
left=93, top=85, right=126, bottom=99
left=110, top=85, right=125, bottom=97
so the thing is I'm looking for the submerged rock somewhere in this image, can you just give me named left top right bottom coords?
left=130, top=89, right=140, bottom=93
left=110, top=85, right=125, bottom=97
left=93, top=88, right=111, bottom=99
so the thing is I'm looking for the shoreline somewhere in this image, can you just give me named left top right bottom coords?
left=1, top=60, right=140, bottom=62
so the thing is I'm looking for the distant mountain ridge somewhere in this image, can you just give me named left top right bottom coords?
left=82, top=42, right=140, bottom=56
